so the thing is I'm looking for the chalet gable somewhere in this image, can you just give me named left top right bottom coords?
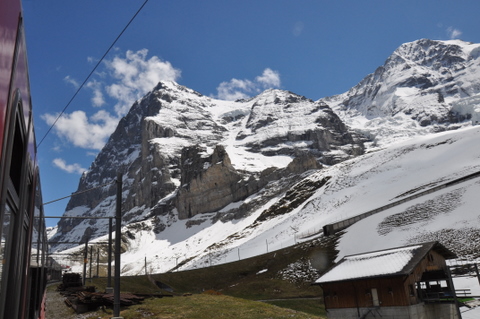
left=316, top=241, right=456, bottom=284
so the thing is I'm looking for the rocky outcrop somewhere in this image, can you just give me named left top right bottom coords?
left=176, top=145, right=244, bottom=219
left=175, top=145, right=323, bottom=219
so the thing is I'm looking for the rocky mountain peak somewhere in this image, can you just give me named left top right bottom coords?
left=50, top=79, right=364, bottom=250
left=321, top=39, right=480, bottom=148
left=392, top=39, right=470, bottom=69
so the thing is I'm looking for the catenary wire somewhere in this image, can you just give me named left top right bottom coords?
left=37, top=0, right=150, bottom=148
left=42, top=180, right=116, bottom=206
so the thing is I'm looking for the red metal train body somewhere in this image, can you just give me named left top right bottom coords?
left=0, top=0, right=57, bottom=318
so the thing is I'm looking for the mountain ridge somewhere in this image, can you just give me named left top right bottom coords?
left=50, top=39, right=480, bottom=276
left=50, top=80, right=363, bottom=251
left=321, top=38, right=480, bottom=147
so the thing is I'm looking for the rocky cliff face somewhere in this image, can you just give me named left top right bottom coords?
left=50, top=81, right=363, bottom=250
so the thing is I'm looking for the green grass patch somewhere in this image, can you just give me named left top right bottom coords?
left=88, top=294, right=324, bottom=319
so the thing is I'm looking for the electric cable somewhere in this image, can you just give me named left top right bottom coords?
left=42, top=180, right=116, bottom=206
left=37, top=0, right=150, bottom=148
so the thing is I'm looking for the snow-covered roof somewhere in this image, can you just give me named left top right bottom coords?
left=315, top=242, right=456, bottom=284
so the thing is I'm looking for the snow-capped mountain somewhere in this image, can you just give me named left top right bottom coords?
left=50, top=81, right=363, bottom=251
left=322, top=39, right=480, bottom=147
left=51, top=39, right=480, bottom=276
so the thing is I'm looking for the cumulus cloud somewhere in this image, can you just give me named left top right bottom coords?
left=215, top=68, right=281, bottom=101
left=41, top=109, right=118, bottom=150
left=105, top=49, right=181, bottom=115
left=52, top=158, right=86, bottom=174
left=215, top=79, right=256, bottom=101
left=43, top=49, right=181, bottom=155
left=256, top=68, right=281, bottom=88
left=447, top=27, right=462, bottom=39
left=86, top=80, right=105, bottom=107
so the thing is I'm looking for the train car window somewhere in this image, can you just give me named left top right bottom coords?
left=0, top=95, right=28, bottom=318
left=9, top=114, right=24, bottom=195
left=0, top=203, right=14, bottom=295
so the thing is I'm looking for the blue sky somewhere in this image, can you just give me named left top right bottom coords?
left=22, top=0, right=480, bottom=227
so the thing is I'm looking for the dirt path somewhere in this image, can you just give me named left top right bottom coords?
left=45, top=285, right=93, bottom=319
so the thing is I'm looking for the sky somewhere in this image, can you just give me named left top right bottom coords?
left=21, top=0, right=480, bottom=227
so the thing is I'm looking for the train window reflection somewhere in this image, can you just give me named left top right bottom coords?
left=0, top=203, right=14, bottom=295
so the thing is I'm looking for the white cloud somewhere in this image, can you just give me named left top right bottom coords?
left=215, top=78, right=255, bottom=101
left=214, top=68, right=281, bottom=101
left=447, top=27, right=462, bottom=39
left=52, top=158, right=86, bottom=174
left=256, top=68, right=281, bottom=88
left=86, top=80, right=105, bottom=107
left=43, top=49, right=182, bottom=153
left=42, top=110, right=119, bottom=150
left=105, top=49, right=181, bottom=115
left=64, top=75, right=79, bottom=88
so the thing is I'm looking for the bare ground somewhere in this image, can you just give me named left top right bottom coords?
left=45, top=285, right=99, bottom=319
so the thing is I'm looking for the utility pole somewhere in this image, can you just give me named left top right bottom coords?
left=83, top=239, right=88, bottom=286
left=89, top=246, right=93, bottom=282
left=113, top=172, right=123, bottom=319
left=96, top=248, right=99, bottom=278
left=106, top=217, right=113, bottom=293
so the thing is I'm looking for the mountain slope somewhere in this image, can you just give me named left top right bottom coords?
left=57, top=125, right=480, bottom=276
left=322, top=39, right=480, bottom=147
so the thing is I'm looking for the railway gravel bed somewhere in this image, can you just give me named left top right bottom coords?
left=45, top=285, right=93, bottom=319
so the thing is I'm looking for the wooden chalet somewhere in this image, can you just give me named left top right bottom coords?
left=315, top=241, right=460, bottom=319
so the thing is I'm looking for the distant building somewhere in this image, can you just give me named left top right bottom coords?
left=314, top=241, right=460, bottom=319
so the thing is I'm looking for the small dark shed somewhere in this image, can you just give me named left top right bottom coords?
left=315, top=241, right=459, bottom=319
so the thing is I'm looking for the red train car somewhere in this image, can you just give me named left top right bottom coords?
left=0, top=0, right=50, bottom=318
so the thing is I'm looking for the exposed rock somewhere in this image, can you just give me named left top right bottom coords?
left=49, top=81, right=365, bottom=250
left=176, top=145, right=245, bottom=219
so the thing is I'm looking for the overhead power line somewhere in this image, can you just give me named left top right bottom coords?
left=37, top=0, right=150, bottom=148
left=42, top=180, right=116, bottom=206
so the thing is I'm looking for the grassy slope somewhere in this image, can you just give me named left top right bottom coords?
left=81, top=293, right=323, bottom=319
left=85, top=235, right=339, bottom=318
